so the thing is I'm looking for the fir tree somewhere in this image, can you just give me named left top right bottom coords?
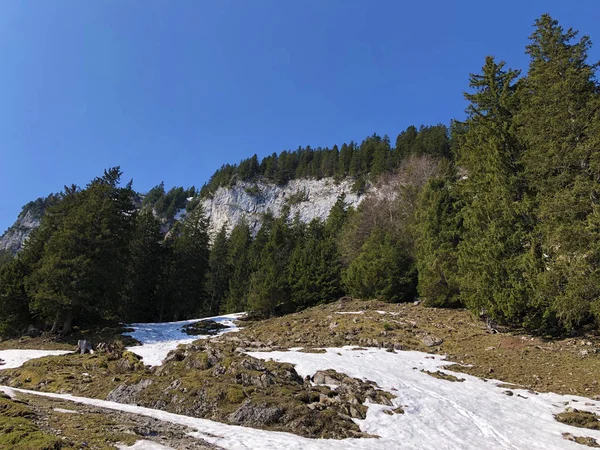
left=343, top=229, right=416, bottom=302
left=288, top=219, right=343, bottom=310
left=26, top=168, right=136, bottom=334
left=124, top=209, right=164, bottom=322
left=169, top=204, right=210, bottom=319
left=248, top=217, right=292, bottom=316
left=224, top=220, right=253, bottom=313
left=207, top=225, right=230, bottom=315
left=414, top=177, right=462, bottom=307
left=456, top=56, right=532, bottom=324
left=516, top=14, right=600, bottom=330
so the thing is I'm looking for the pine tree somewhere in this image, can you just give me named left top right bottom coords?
left=414, top=177, right=462, bottom=307
left=224, top=220, right=253, bottom=313
left=394, top=125, right=418, bottom=162
left=0, top=259, right=31, bottom=337
left=124, top=209, right=164, bottom=322
left=456, top=56, right=532, bottom=324
left=343, top=228, right=416, bottom=302
left=169, top=203, right=210, bottom=319
left=207, top=225, right=230, bottom=315
left=288, top=219, right=343, bottom=310
left=516, top=14, right=600, bottom=330
left=248, top=217, right=292, bottom=316
left=26, top=168, right=136, bottom=334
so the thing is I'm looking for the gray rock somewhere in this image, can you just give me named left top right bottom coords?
left=106, top=379, right=153, bottom=403
left=312, top=370, right=341, bottom=385
left=422, top=336, right=444, bottom=347
left=201, top=178, right=366, bottom=237
left=228, top=401, right=284, bottom=426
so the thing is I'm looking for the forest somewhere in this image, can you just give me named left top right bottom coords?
left=0, top=14, right=598, bottom=337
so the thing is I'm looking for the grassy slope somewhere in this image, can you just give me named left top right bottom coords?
left=232, top=298, right=600, bottom=398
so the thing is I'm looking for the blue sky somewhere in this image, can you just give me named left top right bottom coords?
left=1, top=1, right=599, bottom=232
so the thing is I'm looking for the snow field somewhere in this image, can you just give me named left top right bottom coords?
left=123, top=312, right=244, bottom=366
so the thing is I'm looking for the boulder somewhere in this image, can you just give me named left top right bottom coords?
left=422, top=336, right=444, bottom=347
left=312, top=370, right=341, bottom=386
left=106, top=379, right=152, bottom=403
left=228, top=400, right=284, bottom=426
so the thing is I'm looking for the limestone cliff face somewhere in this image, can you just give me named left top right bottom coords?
left=0, top=207, right=43, bottom=254
left=201, top=178, right=366, bottom=235
left=0, top=177, right=369, bottom=253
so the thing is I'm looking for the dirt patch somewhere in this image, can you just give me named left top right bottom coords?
left=555, top=409, right=600, bottom=430
left=563, top=432, right=600, bottom=447
left=498, top=336, right=531, bottom=351
left=421, top=370, right=465, bottom=382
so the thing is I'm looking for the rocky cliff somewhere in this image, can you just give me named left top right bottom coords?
left=0, top=199, right=47, bottom=254
left=201, top=177, right=366, bottom=235
left=0, top=177, right=368, bottom=253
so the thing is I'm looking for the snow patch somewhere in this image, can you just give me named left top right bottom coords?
left=53, top=408, right=81, bottom=414
left=123, top=313, right=244, bottom=366
left=117, top=440, right=174, bottom=450
left=247, top=347, right=600, bottom=450
left=0, top=349, right=71, bottom=369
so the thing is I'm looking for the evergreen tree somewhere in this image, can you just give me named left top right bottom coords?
left=124, top=210, right=164, bottom=322
left=516, top=14, right=600, bottom=330
left=395, top=125, right=418, bottom=162
left=0, top=259, right=31, bottom=337
left=414, top=177, right=462, bottom=307
left=169, top=204, right=210, bottom=319
left=248, top=216, right=292, bottom=316
left=224, top=219, right=253, bottom=313
left=343, top=229, right=416, bottom=302
left=27, top=168, right=136, bottom=334
left=288, top=219, right=343, bottom=310
left=207, top=225, right=230, bottom=315
left=456, top=56, right=532, bottom=324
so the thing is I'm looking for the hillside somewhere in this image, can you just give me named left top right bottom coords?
left=1, top=300, right=600, bottom=449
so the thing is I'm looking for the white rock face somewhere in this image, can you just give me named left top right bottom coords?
left=0, top=178, right=369, bottom=253
left=0, top=209, right=42, bottom=254
left=201, top=178, right=366, bottom=235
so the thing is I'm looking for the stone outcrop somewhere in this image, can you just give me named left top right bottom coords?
left=0, top=207, right=43, bottom=254
left=201, top=177, right=366, bottom=236
left=1, top=177, right=370, bottom=253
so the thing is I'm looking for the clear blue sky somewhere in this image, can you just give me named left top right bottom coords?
left=1, top=1, right=599, bottom=233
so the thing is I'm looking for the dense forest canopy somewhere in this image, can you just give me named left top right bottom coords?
left=199, top=124, right=450, bottom=197
left=0, top=14, right=599, bottom=338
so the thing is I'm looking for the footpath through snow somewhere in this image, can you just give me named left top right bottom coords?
left=2, top=316, right=600, bottom=449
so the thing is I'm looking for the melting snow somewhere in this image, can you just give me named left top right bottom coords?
left=2, top=321, right=600, bottom=448
left=0, top=349, right=71, bottom=369
left=53, top=407, right=81, bottom=414
left=123, top=313, right=244, bottom=366
left=247, top=347, right=600, bottom=450
left=117, top=441, right=175, bottom=450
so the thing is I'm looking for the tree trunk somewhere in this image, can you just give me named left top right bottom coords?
left=61, top=310, right=74, bottom=336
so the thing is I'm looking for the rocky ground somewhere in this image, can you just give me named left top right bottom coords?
left=0, top=391, right=214, bottom=449
left=230, top=298, right=600, bottom=398
left=2, top=298, right=600, bottom=448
